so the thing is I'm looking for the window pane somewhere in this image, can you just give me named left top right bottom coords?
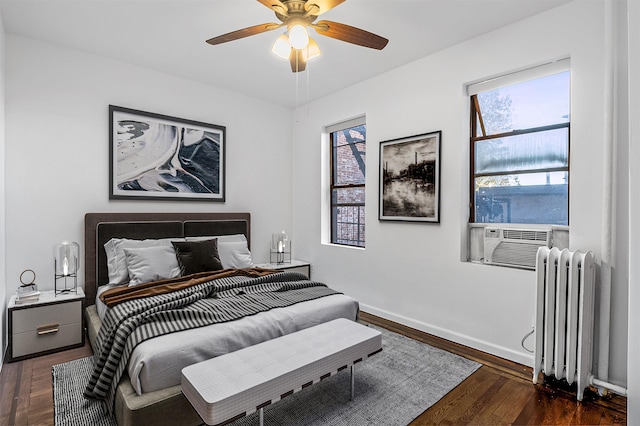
left=474, top=172, right=568, bottom=225
left=475, top=127, right=568, bottom=175
left=332, top=205, right=365, bottom=247
left=332, top=187, right=365, bottom=205
left=477, top=71, right=570, bottom=135
left=332, top=127, right=365, bottom=185
left=330, top=122, right=366, bottom=248
left=331, top=188, right=365, bottom=247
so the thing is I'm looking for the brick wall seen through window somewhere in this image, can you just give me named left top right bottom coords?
left=330, top=124, right=365, bottom=247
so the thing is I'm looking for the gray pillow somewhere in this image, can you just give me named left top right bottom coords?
left=123, top=245, right=182, bottom=286
left=104, top=237, right=179, bottom=286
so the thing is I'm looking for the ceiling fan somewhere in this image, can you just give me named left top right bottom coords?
left=206, top=0, right=389, bottom=72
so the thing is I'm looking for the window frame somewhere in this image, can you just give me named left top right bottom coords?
left=468, top=62, right=571, bottom=225
left=329, top=121, right=366, bottom=248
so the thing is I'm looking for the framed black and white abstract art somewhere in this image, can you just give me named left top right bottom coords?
left=379, top=131, right=441, bottom=223
left=109, top=105, right=225, bottom=202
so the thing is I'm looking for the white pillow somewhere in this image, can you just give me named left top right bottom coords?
left=104, top=237, right=181, bottom=286
left=184, top=234, right=253, bottom=269
left=217, top=240, right=254, bottom=269
left=123, top=245, right=181, bottom=287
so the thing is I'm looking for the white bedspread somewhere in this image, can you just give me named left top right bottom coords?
left=96, top=286, right=359, bottom=395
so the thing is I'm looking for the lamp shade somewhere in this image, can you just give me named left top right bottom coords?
left=271, top=33, right=291, bottom=60
left=54, top=241, right=79, bottom=276
left=302, top=37, right=321, bottom=61
left=271, top=231, right=289, bottom=253
left=288, top=24, right=309, bottom=49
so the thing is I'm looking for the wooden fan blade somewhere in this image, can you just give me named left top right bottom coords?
left=206, top=23, right=281, bottom=45
left=257, top=0, right=287, bottom=13
left=304, top=0, right=346, bottom=15
left=290, top=49, right=307, bottom=73
left=313, top=20, right=388, bottom=50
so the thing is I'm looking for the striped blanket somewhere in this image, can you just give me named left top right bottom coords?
left=83, top=270, right=340, bottom=411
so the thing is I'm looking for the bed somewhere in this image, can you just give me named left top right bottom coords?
left=83, top=212, right=359, bottom=426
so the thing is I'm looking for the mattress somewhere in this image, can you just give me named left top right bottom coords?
left=95, top=286, right=359, bottom=395
left=96, top=284, right=111, bottom=320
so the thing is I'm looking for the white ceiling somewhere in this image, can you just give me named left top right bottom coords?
left=0, top=0, right=571, bottom=108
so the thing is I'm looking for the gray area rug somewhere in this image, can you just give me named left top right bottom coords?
left=52, top=356, right=116, bottom=426
left=53, top=325, right=480, bottom=426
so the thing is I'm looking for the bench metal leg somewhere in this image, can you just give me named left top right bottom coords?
left=350, top=365, right=355, bottom=401
left=256, top=365, right=355, bottom=426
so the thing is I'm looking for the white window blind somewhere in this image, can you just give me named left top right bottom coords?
left=325, top=116, right=366, bottom=134
left=466, top=58, right=571, bottom=96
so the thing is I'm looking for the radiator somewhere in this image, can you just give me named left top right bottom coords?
left=533, top=247, right=596, bottom=401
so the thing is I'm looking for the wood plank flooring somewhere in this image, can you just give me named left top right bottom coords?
left=0, top=312, right=627, bottom=425
left=360, top=313, right=626, bottom=426
left=1, top=342, right=92, bottom=426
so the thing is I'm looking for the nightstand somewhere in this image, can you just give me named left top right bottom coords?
left=7, top=288, right=85, bottom=362
left=256, top=259, right=311, bottom=278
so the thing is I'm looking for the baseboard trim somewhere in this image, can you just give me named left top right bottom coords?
left=360, top=303, right=533, bottom=366
left=359, top=310, right=532, bottom=382
left=360, top=310, right=627, bottom=416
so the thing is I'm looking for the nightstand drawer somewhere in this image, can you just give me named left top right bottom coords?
left=8, top=291, right=85, bottom=362
left=12, top=300, right=82, bottom=333
left=12, top=322, right=83, bottom=359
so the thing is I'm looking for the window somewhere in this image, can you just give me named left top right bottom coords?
left=469, top=60, right=570, bottom=225
left=329, top=118, right=366, bottom=247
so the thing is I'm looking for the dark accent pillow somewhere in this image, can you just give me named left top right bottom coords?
left=172, top=239, right=223, bottom=276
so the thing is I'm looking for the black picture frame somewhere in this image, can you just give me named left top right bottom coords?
left=109, top=105, right=225, bottom=202
left=379, top=131, right=441, bottom=222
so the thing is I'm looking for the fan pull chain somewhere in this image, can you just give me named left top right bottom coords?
left=295, top=56, right=300, bottom=122
left=306, top=61, right=311, bottom=117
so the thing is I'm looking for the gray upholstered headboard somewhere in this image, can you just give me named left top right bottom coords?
left=84, top=212, right=251, bottom=307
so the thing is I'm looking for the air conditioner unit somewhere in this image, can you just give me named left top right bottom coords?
left=483, top=227, right=551, bottom=269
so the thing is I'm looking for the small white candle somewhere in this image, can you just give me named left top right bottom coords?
left=277, top=241, right=283, bottom=253
left=63, top=256, right=69, bottom=276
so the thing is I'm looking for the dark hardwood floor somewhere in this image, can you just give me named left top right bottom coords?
left=360, top=312, right=626, bottom=425
left=0, top=312, right=627, bottom=425
left=1, top=342, right=93, bottom=426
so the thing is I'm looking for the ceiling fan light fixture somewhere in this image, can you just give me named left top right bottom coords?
left=271, top=33, right=291, bottom=60
left=302, top=37, right=321, bottom=61
left=288, top=24, right=309, bottom=49
left=206, top=0, right=389, bottom=74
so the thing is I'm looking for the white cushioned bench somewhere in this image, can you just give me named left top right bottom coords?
left=181, top=318, right=382, bottom=426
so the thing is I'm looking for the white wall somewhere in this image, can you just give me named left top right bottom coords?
left=626, top=0, right=639, bottom=422
left=609, top=0, right=630, bottom=391
left=0, top=11, right=6, bottom=363
left=292, top=0, right=629, bottom=385
left=4, top=35, right=293, bottom=304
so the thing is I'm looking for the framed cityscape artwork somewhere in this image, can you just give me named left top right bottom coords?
left=379, top=131, right=441, bottom=222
